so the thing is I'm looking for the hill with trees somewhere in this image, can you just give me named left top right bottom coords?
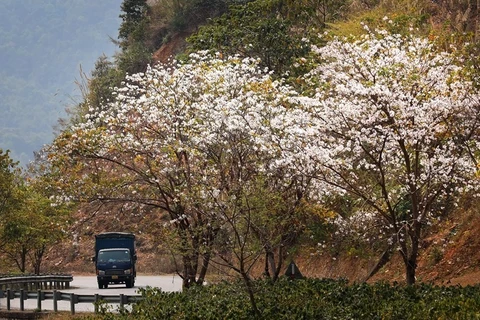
left=3, top=1, right=480, bottom=313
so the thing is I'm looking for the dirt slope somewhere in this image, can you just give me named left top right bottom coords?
left=40, top=201, right=480, bottom=287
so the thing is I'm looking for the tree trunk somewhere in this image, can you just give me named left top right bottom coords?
left=402, top=224, right=420, bottom=285
left=264, top=244, right=286, bottom=282
left=15, top=246, right=28, bottom=273
left=405, top=258, right=417, bottom=285
left=196, top=252, right=210, bottom=285
left=241, top=272, right=261, bottom=318
left=32, top=245, right=46, bottom=275
left=272, top=246, right=285, bottom=282
left=182, top=253, right=198, bottom=289
left=364, top=244, right=394, bottom=282
left=263, top=253, right=271, bottom=278
left=266, top=250, right=276, bottom=279
left=397, top=234, right=419, bottom=285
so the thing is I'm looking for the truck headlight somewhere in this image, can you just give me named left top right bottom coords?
left=124, top=269, right=131, bottom=275
left=98, top=270, right=105, bottom=276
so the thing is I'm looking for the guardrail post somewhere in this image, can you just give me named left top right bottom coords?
left=70, top=293, right=75, bottom=315
left=120, top=293, right=125, bottom=312
left=37, top=289, right=42, bottom=310
left=94, top=294, right=99, bottom=313
left=20, top=289, right=25, bottom=311
left=6, top=289, right=10, bottom=310
left=53, top=290, right=58, bottom=313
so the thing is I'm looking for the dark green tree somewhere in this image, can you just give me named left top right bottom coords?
left=0, top=150, right=20, bottom=217
left=119, top=0, right=149, bottom=46
left=117, top=0, right=152, bottom=74
left=0, top=149, right=71, bottom=274
left=0, top=184, right=68, bottom=274
left=0, top=150, right=30, bottom=273
left=116, top=41, right=152, bottom=74
left=187, top=0, right=311, bottom=76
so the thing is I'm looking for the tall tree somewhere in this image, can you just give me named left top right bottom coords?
left=187, top=0, right=311, bottom=76
left=0, top=161, right=70, bottom=274
left=119, top=0, right=149, bottom=46
left=0, top=150, right=21, bottom=217
left=289, top=26, right=480, bottom=284
left=47, top=52, right=306, bottom=294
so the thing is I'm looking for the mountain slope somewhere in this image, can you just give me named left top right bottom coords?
left=0, top=0, right=122, bottom=166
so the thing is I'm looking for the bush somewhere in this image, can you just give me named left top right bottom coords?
left=93, top=278, right=480, bottom=319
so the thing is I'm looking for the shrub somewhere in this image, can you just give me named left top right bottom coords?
left=95, top=279, right=480, bottom=319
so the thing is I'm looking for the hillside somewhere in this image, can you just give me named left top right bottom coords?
left=39, top=199, right=480, bottom=286
left=37, top=0, right=480, bottom=287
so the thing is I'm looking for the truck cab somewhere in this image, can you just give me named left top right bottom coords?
left=93, top=232, right=136, bottom=289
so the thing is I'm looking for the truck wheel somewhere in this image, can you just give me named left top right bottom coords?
left=98, top=282, right=104, bottom=289
left=126, top=278, right=134, bottom=288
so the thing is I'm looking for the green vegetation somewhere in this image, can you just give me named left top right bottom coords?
left=82, top=278, right=480, bottom=319
left=0, top=150, right=22, bottom=218
left=0, top=149, right=71, bottom=274
left=187, top=0, right=312, bottom=76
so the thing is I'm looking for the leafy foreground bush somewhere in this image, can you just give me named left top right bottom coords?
left=89, top=278, right=480, bottom=319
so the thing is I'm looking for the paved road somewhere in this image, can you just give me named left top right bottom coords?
left=0, top=275, right=183, bottom=313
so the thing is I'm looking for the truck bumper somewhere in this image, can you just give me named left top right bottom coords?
left=97, top=274, right=133, bottom=284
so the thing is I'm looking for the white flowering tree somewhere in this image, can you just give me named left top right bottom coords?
left=47, top=52, right=308, bottom=290
left=292, top=27, right=480, bottom=284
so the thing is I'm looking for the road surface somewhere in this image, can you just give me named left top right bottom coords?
left=0, top=275, right=183, bottom=313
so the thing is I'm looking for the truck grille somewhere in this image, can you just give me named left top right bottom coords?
left=106, top=269, right=124, bottom=275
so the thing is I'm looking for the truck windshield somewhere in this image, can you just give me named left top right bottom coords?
left=98, top=250, right=130, bottom=263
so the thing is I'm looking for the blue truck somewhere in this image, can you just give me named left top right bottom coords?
left=93, top=232, right=137, bottom=289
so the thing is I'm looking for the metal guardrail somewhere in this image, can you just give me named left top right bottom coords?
left=0, top=275, right=73, bottom=291
left=0, top=289, right=142, bottom=314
